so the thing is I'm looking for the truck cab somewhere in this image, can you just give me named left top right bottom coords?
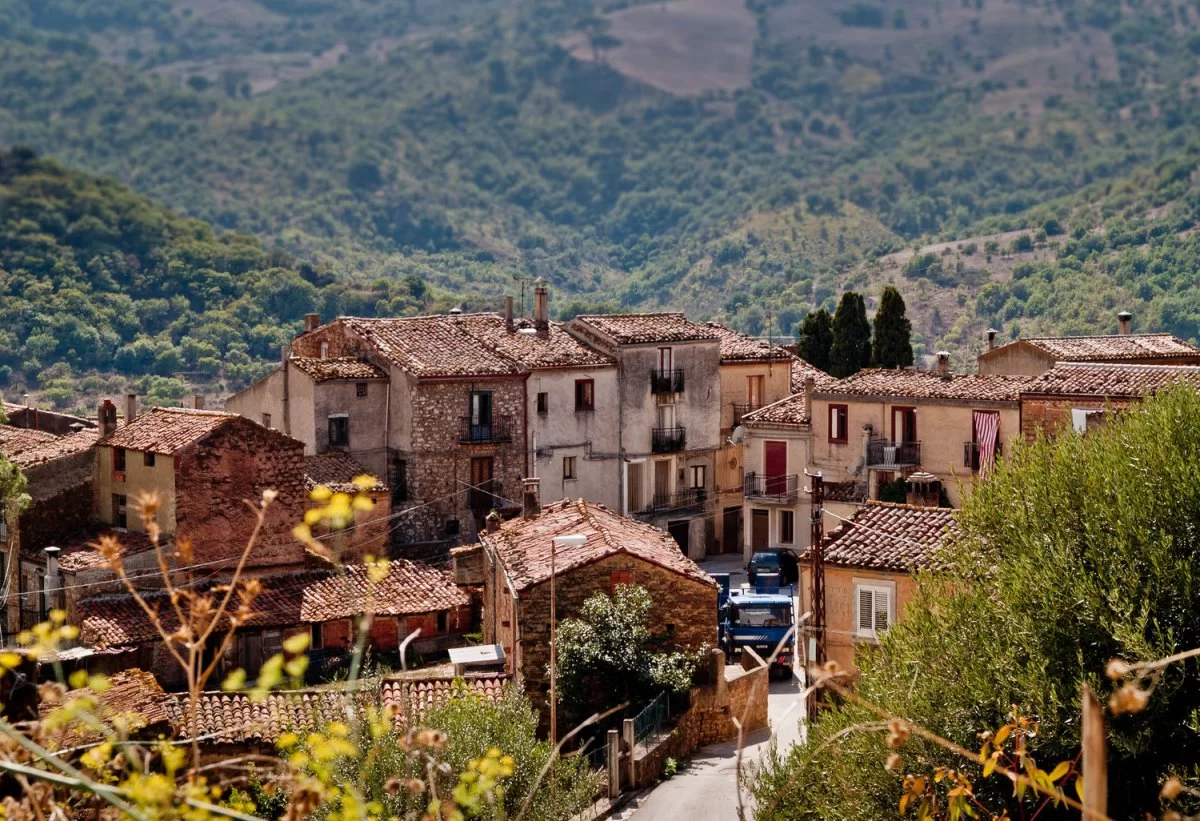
left=714, top=576, right=795, bottom=680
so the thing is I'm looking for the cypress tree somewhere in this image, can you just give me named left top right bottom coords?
left=828, top=292, right=871, bottom=378
left=871, top=285, right=914, bottom=368
left=795, top=308, right=833, bottom=371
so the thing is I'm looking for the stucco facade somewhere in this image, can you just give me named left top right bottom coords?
left=798, top=564, right=918, bottom=673
left=740, top=422, right=812, bottom=560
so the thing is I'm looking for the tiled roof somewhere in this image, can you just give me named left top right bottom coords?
left=571, top=313, right=719, bottom=345
left=1020, top=363, right=1200, bottom=397
left=305, top=452, right=386, bottom=493
left=815, top=369, right=1031, bottom=403
left=740, top=392, right=811, bottom=427
left=484, top=498, right=717, bottom=592
left=58, top=529, right=160, bottom=573
left=381, top=674, right=510, bottom=722
left=101, top=407, right=237, bottom=455
left=824, top=481, right=867, bottom=504
left=0, top=424, right=60, bottom=459
left=1002, top=333, right=1200, bottom=362
left=702, top=322, right=793, bottom=363
left=41, top=669, right=168, bottom=748
left=459, top=315, right=613, bottom=370
left=300, top=561, right=469, bottom=621
left=339, top=315, right=525, bottom=377
left=166, top=688, right=368, bottom=744
left=291, top=356, right=387, bottom=382
left=790, top=359, right=837, bottom=394
left=803, top=502, right=958, bottom=572
left=7, top=429, right=97, bottom=468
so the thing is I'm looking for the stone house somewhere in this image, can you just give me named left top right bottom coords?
left=303, top=450, right=392, bottom=561
left=808, top=360, right=1031, bottom=507
left=564, top=313, right=723, bottom=558
left=799, top=501, right=958, bottom=674
left=0, top=424, right=97, bottom=638
left=1018, top=362, right=1200, bottom=441
left=457, top=491, right=718, bottom=717
left=977, top=313, right=1200, bottom=377
left=94, top=401, right=307, bottom=572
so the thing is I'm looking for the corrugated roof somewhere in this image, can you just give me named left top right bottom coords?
left=291, top=356, right=387, bottom=382
left=702, top=322, right=793, bottom=363
left=816, top=369, right=1031, bottom=403
left=304, top=451, right=386, bottom=493
left=802, top=502, right=958, bottom=572
left=1021, top=362, right=1200, bottom=397
left=484, top=498, right=717, bottom=592
left=571, top=313, right=719, bottom=345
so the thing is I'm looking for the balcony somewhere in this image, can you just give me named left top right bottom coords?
left=744, top=472, right=799, bottom=503
left=638, top=487, right=708, bottom=517
left=467, top=480, right=503, bottom=511
left=459, top=415, right=513, bottom=444
left=865, top=438, right=921, bottom=469
left=963, top=441, right=1002, bottom=471
left=650, top=369, right=685, bottom=394
left=651, top=426, right=687, bottom=453
left=732, top=403, right=762, bottom=428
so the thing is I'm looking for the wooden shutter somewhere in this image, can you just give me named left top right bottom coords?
left=858, top=588, right=874, bottom=633
left=873, top=589, right=890, bottom=632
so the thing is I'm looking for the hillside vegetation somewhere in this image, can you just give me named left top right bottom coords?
left=3, top=0, right=1200, bottom=370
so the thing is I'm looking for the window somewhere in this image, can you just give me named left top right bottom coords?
left=658, top=347, right=673, bottom=372
left=1071, top=408, right=1105, bottom=434
left=854, top=582, right=894, bottom=639
left=780, top=510, right=795, bottom=544
left=328, top=414, right=349, bottom=447
left=690, top=464, right=706, bottom=489
left=469, top=391, right=494, bottom=428
left=829, top=405, right=848, bottom=444
left=610, top=569, right=633, bottom=593
left=747, top=375, right=764, bottom=407
left=112, top=494, right=127, bottom=528
left=310, top=623, right=324, bottom=650
left=319, top=341, right=329, bottom=359
left=262, top=413, right=272, bottom=429
left=563, top=456, right=576, bottom=480
left=356, top=382, right=368, bottom=397
left=437, top=611, right=449, bottom=633
left=144, top=451, right=156, bottom=468
left=574, top=379, right=594, bottom=412
left=444, top=519, right=461, bottom=537
left=892, top=407, right=917, bottom=444
left=113, top=447, right=126, bottom=472
left=537, top=392, right=548, bottom=414
left=393, top=459, right=408, bottom=504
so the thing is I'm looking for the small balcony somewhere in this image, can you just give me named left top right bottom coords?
left=963, top=441, right=1002, bottom=471
left=651, top=426, right=687, bottom=453
left=467, top=480, right=502, bottom=511
left=731, top=403, right=762, bottom=428
left=638, top=487, right=708, bottom=517
left=744, top=472, right=799, bottom=503
left=865, top=438, right=921, bottom=469
left=459, top=415, right=513, bottom=444
left=650, top=369, right=685, bottom=394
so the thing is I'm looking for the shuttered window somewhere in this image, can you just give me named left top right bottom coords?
left=854, top=583, right=893, bottom=639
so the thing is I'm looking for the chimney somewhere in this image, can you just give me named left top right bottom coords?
left=505, top=296, right=515, bottom=333
left=98, top=400, right=118, bottom=437
left=1118, top=311, right=1132, bottom=336
left=803, top=376, right=815, bottom=420
left=905, top=472, right=942, bottom=508
left=43, top=545, right=62, bottom=612
left=125, top=393, right=137, bottom=425
left=521, top=477, right=541, bottom=519
left=193, top=393, right=205, bottom=411
left=986, top=328, right=998, bottom=351
left=485, top=510, right=501, bottom=533
left=304, top=313, right=321, bottom=332
left=935, top=351, right=951, bottom=379
left=533, top=278, right=549, bottom=338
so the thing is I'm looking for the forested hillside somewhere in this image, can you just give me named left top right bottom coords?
left=4, top=0, right=1200, bottom=381
left=0, top=147, right=435, bottom=410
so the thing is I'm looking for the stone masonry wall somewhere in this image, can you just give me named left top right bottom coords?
left=1020, top=396, right=1138, bottom=443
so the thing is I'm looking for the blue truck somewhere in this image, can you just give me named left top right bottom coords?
left=712, top=574, right=795, bottom=680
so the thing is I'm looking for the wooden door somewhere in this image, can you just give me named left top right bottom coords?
left=654, top=459, right=670, bottom=505
left=722, top=506, right=742, bottom=555
left=751, top=509, right=769, bottom=549
left=764, top=440, right=787, bottom=496
left=627, top=462, right=643, bottom=513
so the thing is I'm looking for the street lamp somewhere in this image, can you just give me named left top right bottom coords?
left=549, top=533, right=588, bottom=743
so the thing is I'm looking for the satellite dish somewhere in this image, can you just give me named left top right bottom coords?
left=726, top=426, right=746, bottom=446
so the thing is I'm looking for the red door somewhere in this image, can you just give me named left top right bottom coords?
left=764, top=441, right=787, bottom=496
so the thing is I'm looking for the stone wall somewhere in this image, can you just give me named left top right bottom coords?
left=1019, top=396, right=1137, bottom=443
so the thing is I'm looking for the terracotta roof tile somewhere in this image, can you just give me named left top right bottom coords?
left=381, top=674, right=511, bottom=722
left=816, top=369, right=1031, bottom=403
left=485, top=499, right=716, bottom=592
left=802, top=502, right=958, bottom=572
left=339, top=315, right=525, bottom=377
left=1007, top=333, right=1200, bottom=362
left=101, top=407, right=237, bottom=455
left=305, top=452, right=386, bottom=493
left=571, top=313, right=719, bottom=345
left=702, top=322, right=793, bottom=363
left=58, top=529, right=160, bottom=573
left=300, top=561, right=469, bottom=621
left=7, top=429, right=97, bottom=468
left=824, top=481, right=867, bottom=504
left=0, top=424, right=59, bottom=458
left=790, top=359, right=838, bottom=394
left=459, top=315, right=613, bottom=370
left=291, top=356, right=387, bottom=382
left=41, top=669, right=168, bottom=748
left=740, top=392, right=811, bottom=427
left=1021, top=362, right=1200, bottom=397
left=166, top=688, right=368, bottom=744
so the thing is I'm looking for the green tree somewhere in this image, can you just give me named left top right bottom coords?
left=796, top=308, right=833, bottom=371
left=555, top=584, right=704, bottom=725
left=828, top=292, right=872, bottom=378
left=871, top=285, right=913, bottom=368
left=751, top=387, right=1200, bottom=820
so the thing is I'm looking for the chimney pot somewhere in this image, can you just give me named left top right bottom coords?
left=521, top=477, right=542, bottom=519
left=936, top=351, right=951, bottom=378
left=98, top=400, right=118, bottom=438
left=125, top=393, right=137, bottom=424
left=505, top=296, right=515, bottom=333
left=1118, top=311, right=1132, bottom=336
left=986, top=328, right=998, bottom=350
left=304, top=313, right=321, bottom=332
left=533, top=281, right=549, bottom=338
left=193, top=393, right=205, bottom=411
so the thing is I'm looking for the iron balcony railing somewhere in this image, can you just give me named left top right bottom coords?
left=732, top=403, right=762, bottom=427
left=744, top=472, right=799, bottom=503
left=963, top=441, right=1002, bottom=471
left=459, top=414, right=513, bottom=444
left=650, top=369, right=685, bottom=394
left=638, top=487, right=708, bottom=516
left=651, top=426, right=687, bottom=453
left=865, top=438, right=921, bottom=469
left=467, top=480, right=502, bottom=511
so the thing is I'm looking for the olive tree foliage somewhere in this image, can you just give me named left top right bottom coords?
left=555, top=584, right=705, bottom=724
left=751, top=387, right=1200, bottom=820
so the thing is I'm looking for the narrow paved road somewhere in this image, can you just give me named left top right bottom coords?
left=617, top=554, right=807, bottom=820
